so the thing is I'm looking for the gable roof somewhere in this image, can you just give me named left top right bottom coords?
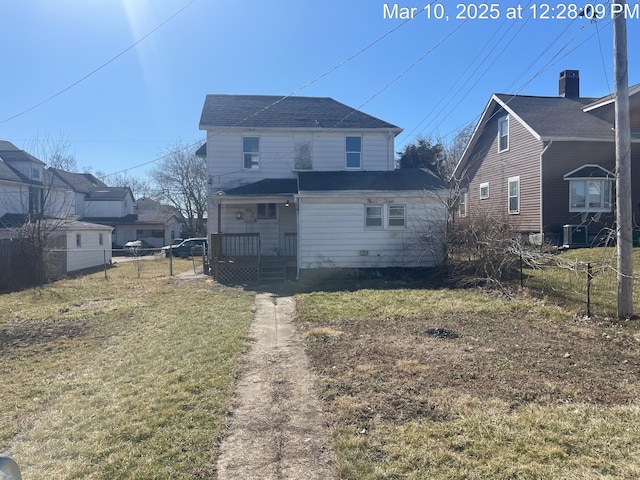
left=493, top=94, right=614, bottom=141
left=49, top=168, right=108, bottom=193
left=454, top=82, right=640, bottom=180
left=0, top=140, right=44, bottom=165
left=563, top=164, right=614, bottom=179
left=199, top=95, right=402, bottom=132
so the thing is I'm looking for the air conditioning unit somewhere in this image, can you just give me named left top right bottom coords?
left=563, top=224, right=588, bottom=248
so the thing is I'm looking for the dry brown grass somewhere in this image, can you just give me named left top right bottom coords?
left=297, top=284, right=640, bottom=479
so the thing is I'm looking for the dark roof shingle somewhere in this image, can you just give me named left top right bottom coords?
left=298, top=169, right=446, bottom=192
left=199, top=95, right=401, bottom=131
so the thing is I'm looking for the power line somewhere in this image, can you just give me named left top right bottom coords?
left=103, top=6, right=429, bottom=178
left=0, top=0, right=198, bottom=126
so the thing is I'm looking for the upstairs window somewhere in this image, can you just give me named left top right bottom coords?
left=346, top=136, right=362, bottom=169
left=243, top=137, right=260, bottom=169
left=508, top=176, right=520, bottom=214
left=479, top=182, right=490, bottom=200
left=498, top=116, right=509, bottom=152
left=31, top=167, right=41, bottom=180
left=458, top=190, right=467, bottom=218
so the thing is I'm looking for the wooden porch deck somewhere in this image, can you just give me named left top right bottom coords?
left=210, top=233, right=296, bottom=284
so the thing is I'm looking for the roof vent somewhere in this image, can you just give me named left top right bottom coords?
left=559, top=70, right=580, bottom=98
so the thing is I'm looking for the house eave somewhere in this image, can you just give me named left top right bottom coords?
left=200, top=125, right=403, bottom=135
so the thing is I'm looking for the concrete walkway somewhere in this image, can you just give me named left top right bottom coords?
left=216, top=293, right=338, bottom=479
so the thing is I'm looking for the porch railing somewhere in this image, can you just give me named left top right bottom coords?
left=211, top=233, right=260, bottom=259
left=283, top=233, right=297, bottom=257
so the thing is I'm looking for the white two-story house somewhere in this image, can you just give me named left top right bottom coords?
left=199, top=94, right=448, bottom=282
left=0, top=140, right=113, bottom=278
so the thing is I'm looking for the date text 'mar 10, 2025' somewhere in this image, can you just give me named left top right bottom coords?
left=383, top=3, right=639, bottom=21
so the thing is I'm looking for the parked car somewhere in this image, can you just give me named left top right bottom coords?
left=165, top=238, right=208, bottom=258
left=123, top=240, right=154, bottom=256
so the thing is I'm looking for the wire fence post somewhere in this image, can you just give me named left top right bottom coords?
left=587, top=262, right=593, bottom=317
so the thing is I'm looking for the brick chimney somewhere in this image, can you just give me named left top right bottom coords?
left=559, top=70, right=580, bottom=98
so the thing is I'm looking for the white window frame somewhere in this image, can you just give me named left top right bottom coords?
left=99, top=233, right=104, bottom=246
left=256, top=203, right=277, bottom=219
left=31, top=167, right=41, bottom=180
left=243, top=136, right=260, bottom=170
left=458, top=191, right=467, bottom=218
left=508, top=176, right=520, bottom=214
left=365, top=204, right=383, bottom=228
left=568, top=179, right=612, bottom=213
left=498, top=116, right=509, bottom=152
left=479, top=182, right=490, bottom=200
left=387, top=204, right=406, bottom=228
left=346, top=136, right=362, bottom=169
left=76, top=234, right=82, bottom=248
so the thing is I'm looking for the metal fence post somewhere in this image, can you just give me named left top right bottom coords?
left=587, top=262, right=593, bottom=317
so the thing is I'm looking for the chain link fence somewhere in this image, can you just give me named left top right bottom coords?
left=520, top=251, right=640, bottom=317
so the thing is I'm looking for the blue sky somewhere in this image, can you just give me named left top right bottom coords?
left=1, top=0, right=638, bottom=181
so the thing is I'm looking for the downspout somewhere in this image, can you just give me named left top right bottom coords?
left=539, top=140, right=553, bottom=242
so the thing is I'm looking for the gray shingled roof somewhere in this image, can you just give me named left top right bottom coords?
left=49, top=168, right=108, bottom=193
left=199, top=95, right=401, bottom=131
left=224, top=178, right=298, bottom=196
left=494, top=94, right=614, bottom=140
left=298, top=169, right=447, bottom=192
left=0, top=140, right=44, bottom=165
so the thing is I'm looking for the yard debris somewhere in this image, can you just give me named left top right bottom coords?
left=426, top=328, right=461, bottom=339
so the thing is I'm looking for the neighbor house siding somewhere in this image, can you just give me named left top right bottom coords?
left=465, top=111, right=542, bottom=232
left=297, top=193, right=446, bottom=270
left=541, top=141, right=616, bottom=238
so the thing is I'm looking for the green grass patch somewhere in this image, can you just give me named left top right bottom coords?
left=1, top=259, right=254, bottom=479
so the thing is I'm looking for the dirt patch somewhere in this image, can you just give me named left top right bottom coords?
left=0, top=316, right=94, bottom=355
left=302, top=310, right=640, bottom=429
left=216, top=293, right=337, bottom=479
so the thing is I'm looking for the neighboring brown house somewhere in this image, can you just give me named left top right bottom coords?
left=453, top=70, right=640, bottom=246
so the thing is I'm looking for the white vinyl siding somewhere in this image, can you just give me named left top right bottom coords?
left=66, top=228, right=112, bottom=272
left=206, top=131, right=394, bottom=192
left=298, top=195, right=446, bottom=270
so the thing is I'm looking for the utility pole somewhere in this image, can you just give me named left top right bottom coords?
left=613, top=0, right=633, bottom=318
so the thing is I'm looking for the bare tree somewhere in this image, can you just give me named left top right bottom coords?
left=443, top=122, right=474, bottom=181
left=24, top=132, right=78, bottom=171
left=148, top=140, right=207, bottom=237
left=103, top=171, right=151, bottom=200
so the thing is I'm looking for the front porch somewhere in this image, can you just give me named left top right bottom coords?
left=210, top=232, right=297, bottom=284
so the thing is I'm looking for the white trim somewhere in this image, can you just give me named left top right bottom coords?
left=508, top=176, right=520, bottom=214
left=479, top=182, right=490, bottom=200
left=498, top=115, right=509, bottom=152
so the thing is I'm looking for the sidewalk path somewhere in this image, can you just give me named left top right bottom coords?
left=216, top=292, right=338, bottom=479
